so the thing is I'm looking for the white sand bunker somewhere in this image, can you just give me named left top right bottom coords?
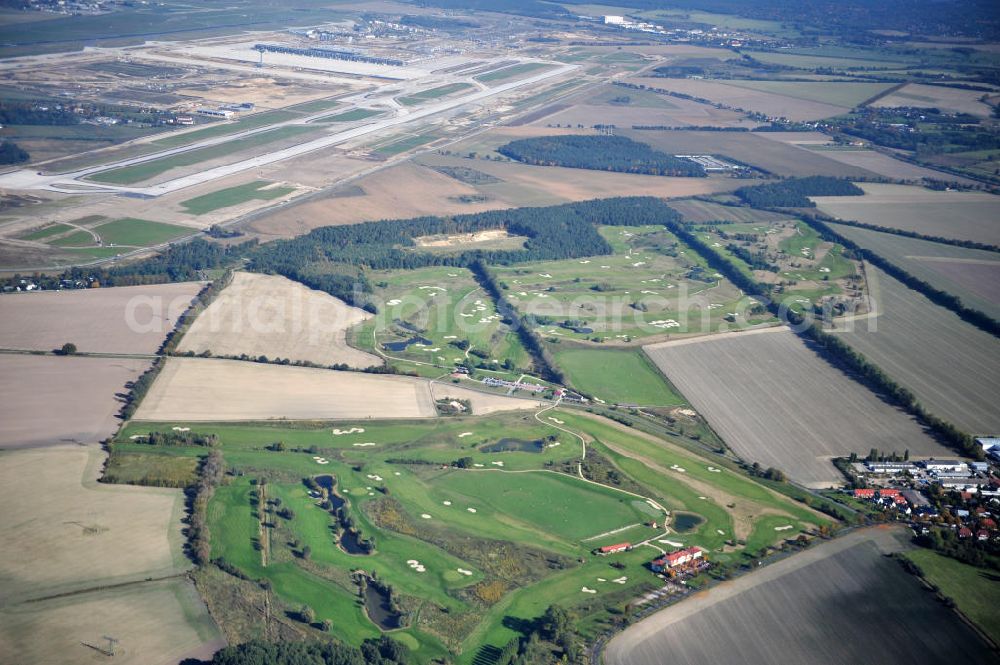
left=467, top=507, right=477, bottom=513
left=548, top=417, right=564, bottom=425
left=670, top=464, right=686, bottom=473
left=172, top=427, right=190, bottom=432
left=394, top=471, right=401, bottom=476
left=457, top=568, right=473, bottom=576
left=597, top=577, right=607, bottom=582
left=717, top=529, right=725, bottom=535
left=774, top=525, right=794, bottom=531
left=421, top=514, right=432, bottom=519
left=387, top=299, right=402, bottom=306
left=699, top=496, right=708, bottom=500
left=613, top=576, right=628, bottom=584
left=473, top=463, right=484, bottom=468
left=313, top=456, right=330, bottom=465
left=458, top=432, right=473, bottom=438
left=581, top=587, right=597, bottom=594
left=491, top=461, right=504, bottom=467
left=406, top=560, right=427, bottom=573
left=707, top=466, right=722, bottom=473
left=547, top=441, right=561, bottom=448
left=366, top=474, right=383, bottom=481
left=332, top=427, right=365, bottom=435
left=659, top=539, right=683, bottom=547
left=353, top=442, right=377, bottom=447
left=129, top=434, right=145, bottom=440
left=443, top=500, right=452, bottom=506
left=419, top=286, right=446, bottom=292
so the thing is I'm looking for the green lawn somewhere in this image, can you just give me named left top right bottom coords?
left=48, top=230, right=94, bottom=247
left=398, top=83, right=473, bottom=106
left=905, top=548, right=1000, bottom=645
left=90, top=126, right=316, bottom=185
left=94, top=218, right=192, bottom=246
left=554, top=347, right=685, bottom=406
left=19, top=223, right=73, bottom=241
left=151, top=110, right=300, bottom=149
left=180, top=180, right=295, bottom=215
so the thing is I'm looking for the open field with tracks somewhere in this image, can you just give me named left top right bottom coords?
left=832, top=265, right=1000, bottom=434
left=0, top=355, right=150, bottom=448
left=0, top=282, right=201, bottom=354
left=604, top=527, right=997, bottom=665
left=177, top=272, right=381, bottom=368
left=871, top=82, right=997, bottom=118
left=644, top=329, right=950, bottom=487
left=812, top=184, right=1000, bottom=245
left=132, top=357, right=541, bottom=421
left=830, top=223, right=1000, bottom=319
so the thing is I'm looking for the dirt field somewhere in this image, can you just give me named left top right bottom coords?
left=831, top=223, right=1000, bottom=319
left=0, top=355, right=150, bottom=448
left=625, top=130, right=876, bottom=178
left=604, top=526, right=996, bottom=665
left=622, top=77, right=852, bottom=121
left=0, top=283, right=202, bottom=354
left=0, top=578, right=223, bottom=665
left=871, top=82, right=997, bottom=118
left=0, top=444, right=188, bottom=601
left=832, top=265, right=1000, bottom=434
left=644, top=328, right=949, bottom=487
left=812, top=183, right=1000, bottom=245
left=429, top=382, right=545, bottom=415
left=133, top=357, right=540, bottom=421
left=799, top=148, right=975, bottom=184
left=177, top=272, right=382, bottom=368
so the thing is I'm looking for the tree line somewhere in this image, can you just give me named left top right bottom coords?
left=188, top=449, right=225, bottom=565
left=496, top=134, right=705, bottom=177
left=207, top=635, right=410, bottom=665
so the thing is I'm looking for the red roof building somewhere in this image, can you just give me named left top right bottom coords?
left=651, top=547, right=703, bottom=572
left=981, top=518, right=997, bottom=530
left=854, top=489, right=876, bottom=499
left=959, top=527, right=973, bottom=539
left=599, top=543, right=630, bottom=554
left=879, top=489, right=901, bottom=498
left=977, top=530, right=989, bottom=541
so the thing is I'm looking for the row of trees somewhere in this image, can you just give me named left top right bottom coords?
left=497, top=135, right=706, bottom=177
left=208, top=635, right=410, bottom=665
left=188, top=450, right=225, bottom=565
left=735, top=177, right=864, bottom=208
left=118, top=359, right=163, bottom=421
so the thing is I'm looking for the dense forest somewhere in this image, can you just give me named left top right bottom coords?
left=250, top=197, right=680, bottom=307
left=207, top=636, right=410, bottom=665
left=0, top=140, right=29, bottom=165
left=735, top=177, right=864, bottom=207
left=497, top=135, right=705, bottom=177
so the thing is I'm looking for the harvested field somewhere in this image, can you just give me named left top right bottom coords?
left=812, top=183, right=1000, bottom=246
left=0, top=282, right=201, bottom=354
left=623, top=77, right=851, bottom=121
left=0, top=579, right=222, bottom=665
left=667, top=199, right=792, bottom=224
left=625, top=130, right=875, bottom=178
left=644, top=328, right=949, bottom=487
left=871, top=83, right=997, bottom=118
left=802, top=148, right=974, bottom=184
left=0, top=355, right=150, bottom=448
left=604, top=527, right=996, bottom=665
left=830, top=223, right=1000, bottom=319
left=721, top=80, right=893, bottom=108
left=177, top=272, right=381, bottom=368
left=428, top=383, right=545, bottom=415
left=133, top=358, right=537, bottom=421
left=832, top=265, right=1000, bottom=434
left=0, top=444, right=189, bottom=603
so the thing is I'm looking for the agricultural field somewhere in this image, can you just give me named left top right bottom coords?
left=904, top=548, right=1000, bottom=645
left=667, top=199, right=793, bottom=224
left=177, top=272, right=382, bottom=368
left=812, top=183, right=1000, bottom=245
left=132, top=357, right=542, bottom=422
left=798, top=146, right=974, bottom=184
left=621, top=77, right=852, bottom=121
left=180, top=180, right=297, bottom=215
left=871, top=83, right=997, bottom=118
left=0, top=355, right=150, bottom=448
left=604, top=527, right=997, bottom=665
left=832, top=265, right=1000, bottom=434
left=830, top=223, right=1000, bottom=319
left=625, top=130, right=876, bottom=178
left=644, top=328, right=951, bottom=487
left=350, top=265, right=531, bottom=376
left=492, top=224, right=769, bottom=342
left=113, top=403, right=826, bottom=662
left=0, top=281, right=201, bottom=354
left=93, top=218, right=193, bottom=246
left=720, top=80, right=893, bottom=107
left=552, top=347, right=684, bottom=406
left=0, top=444, right=221, bottom=663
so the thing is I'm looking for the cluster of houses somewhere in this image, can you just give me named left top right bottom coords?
left=650, top=547, right=708, bottom=578
left=854, top=456, right=997, bottom=495
left=480, top=376, right=546, bottom=394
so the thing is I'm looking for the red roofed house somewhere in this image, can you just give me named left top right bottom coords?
left=599, top=543, right=630, bottom=555
left=959, top=527, right=973, bottom=539
left=854, top=489, right=876, bottom=499
left=879, top=489, right=901, bottom=498
left=982, top=518, right=997, bottom=530
left=893, top=495, right=908, bottom=505
left=977, top=530, right=989, bottom=541
left=651, top=547, right=703, bottom=572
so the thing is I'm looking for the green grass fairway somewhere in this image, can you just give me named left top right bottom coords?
left=94, top=218, right=191, bottom=246
left=555, top=347, right=685, bottom=406
left=475, top=62, right=552, bottom=84
left=313, top=108, right=382, bottom=123
left=180, top=180, right=295, bottom=215
left=48, top=230, right=94, bottom=247
left=398, top=83, right=473, bottom=106
left=905, top=548, right=1000, bottom=644
left=90, top=126, right=316, bottom=185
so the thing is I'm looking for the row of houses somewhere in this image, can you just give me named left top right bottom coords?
left=480, top=376, right=546, bottom=393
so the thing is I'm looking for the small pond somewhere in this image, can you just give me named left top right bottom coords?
left=479, top=438, right=545, bottom=453
left=364, top=583, right=402, bottom=631
left=672, top=512, right=704, bottom=533
left=383, top=335, right=433, bottom=352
